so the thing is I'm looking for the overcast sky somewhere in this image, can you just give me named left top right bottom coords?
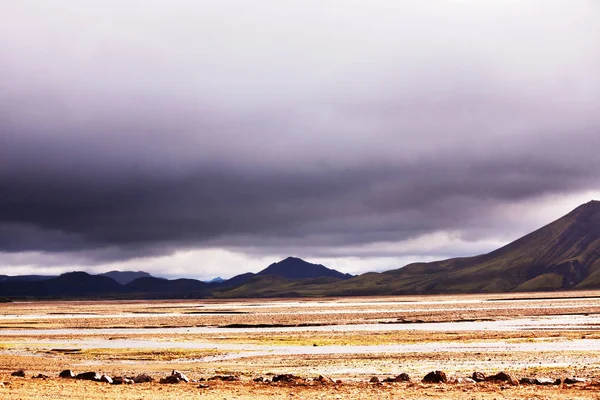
left=1, top=1, right=599, bottom=280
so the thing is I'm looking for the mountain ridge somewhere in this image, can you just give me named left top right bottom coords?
left=1, top=200, right=599, bottom=298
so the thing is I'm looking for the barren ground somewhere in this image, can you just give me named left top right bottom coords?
left=2, top=291, right=600, bottom=399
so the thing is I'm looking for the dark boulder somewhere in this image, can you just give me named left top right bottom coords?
left=472, top=372, right=485, bottom=382
left=75, top=372, right=101, bottom=381
left=272, top=374, right=303, bottom=383
left=422, top=371, right=447, bottom=384
left=112, top=376, right=134, bottom=385
left=160, top=375, right=181, bottom=384
left=519, top=377, right=537, bottom=385
left=11, top=370, right=25, bottom=377
left=133, top=374, right=153, bottom=383
left=208, top=375, right=239, bottom=382
left=59, top=370, right=75, bottom=378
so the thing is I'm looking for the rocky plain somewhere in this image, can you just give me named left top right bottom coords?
left=3, top=292, right=600, bottom=399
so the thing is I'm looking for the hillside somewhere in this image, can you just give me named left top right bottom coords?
left=326, top=200, right=600, bottom=294
left=257, top=257, right=353, bottom=280
left=2, top=201, right=600, bottom=299
left=99, top=270, right=153, bottom=285
left=0, top=272, right=124, bottom=298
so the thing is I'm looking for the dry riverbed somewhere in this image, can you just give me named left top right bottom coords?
left=3, top=292, right=600, bottom=398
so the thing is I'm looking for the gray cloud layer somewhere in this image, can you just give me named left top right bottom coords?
left=1, top=1, right=599, bottom=267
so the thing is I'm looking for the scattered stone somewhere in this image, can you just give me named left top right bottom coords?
left=59, top=370, right=75, bottom=379
left=75, top=372, right=101, bottom=381
left=535, top=378, right=561, bottom=385
left=198, top=383, right=210, bottom=389
left=485, top=372, right=518, bottom=385
left=160, top=375, right=181, bottom=384
left=472, top=372, right=485, bottom=382
left=172, top=370, right=190, bottom=383
left=272, top=374, right=303, bottom=383
left=11, top=370, right=25, bottom=377
left=369, top=376, right=380, bottom=383
left=112, top=377, right=134, bottom=385
left=133, top=374, right=153, bottom=383
left=208, top=375, right=239, bottom=382
left=456, top=377, right=476, bottom=384
left=335, top=379, right=342, bottom=384
left=32, top=374, right=49, bottom=379
left=394, top=373, right=410, bottom=382
left=0, top=382, right=4, bottom=387
left=100, top=375, right=113, bottom=384
left=422, top=371, right=447, bottom=384
left=315, top=375, right=335, bottom=384
left=519, top=377, right=537, bottom=385
left=253, top=377, right=264, bottom=382
left=564, top=377, right=588, bottom=384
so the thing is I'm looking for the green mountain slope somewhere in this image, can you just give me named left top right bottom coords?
left=328, top=200, right=600, bottom=294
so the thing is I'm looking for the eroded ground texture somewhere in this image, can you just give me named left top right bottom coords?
left=3, top=291, right=600, bottom=399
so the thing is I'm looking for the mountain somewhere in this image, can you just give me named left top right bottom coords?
left=0, top=272, right=124, bottom=298
left=125, top=277, right=209, bottom=298
left=206, top=277, right=224, bottom=284
left=0, top=275, right=56, bottom=282
left=328, top=200, right=600, bottom=294
left=4, top=201, right=599, bottom=299
left=99, top=270, right=153, bottom=285
left=257, top=257, right=353, bottom=280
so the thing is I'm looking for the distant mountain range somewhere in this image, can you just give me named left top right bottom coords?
left=0, top=256, right=353, bottom=299
left=2, top=201, right=600, bottom=299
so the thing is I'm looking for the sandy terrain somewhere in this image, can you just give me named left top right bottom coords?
left=2, top=291, right=600, bottom=398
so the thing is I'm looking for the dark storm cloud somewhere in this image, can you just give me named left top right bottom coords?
left=0, top=0, right=599, bottom=264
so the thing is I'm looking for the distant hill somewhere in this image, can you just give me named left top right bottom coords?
left=258, top=257, right=353, bottom=280
left=206, top=277, right=224, bottom=284
left=209, top=257, right=353, bottom=293
left=5, top=201, right=599, bottom=299
left=0, top=272, right=124, bottom=298
left=125, top=277, right=209, bottom=298
left=99, top=270, right=153, bottom=285
left=0, top=275, right=56, bottom=282
left=326, top=200, right=600, bottom=295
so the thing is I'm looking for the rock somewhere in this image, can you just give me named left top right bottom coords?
left=485, top=371, right=517, bottom=385
left=253, top=377, right=264, bottom=382
left=335, top=379, right=343, bottom=384
left=172, top=370, right=190, bottom=383
left=160, top=375, right=181, bottom=384
left=422, top=371, right=447, bottom=384
left=133, top=374, right=153, bottom=383
left=534, top=378, right=561, bottom=385
left=59, top=370, right=75, bottom=379
left=111, top=376, right=134, bottom=385
left=198, top=383, right=210, bottom=388
left=472, top=372, right=485, bottom=382
left=519, top=377, right=537, bottom=385
left=208, top=375, right=240, bottom=382
left=314, top=375, right=334, bottom=384
left=564, top=377, right=588, bottom=384
left=11, top=370, right=25, bottom=377
left=75, top=372, right=101, bottom=381
left=369, top=376, right=380, bottom=383
left=32, top=374, right=49, bottom=379
left=456, top=377, right=476, bottom=384
left=0, top=382, right=3, bottom=387
left=395, top=373, right=410, bottom=382
left=99, top=375, right=113, bottom=384
left=272, top=374, right=303, bottom=383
